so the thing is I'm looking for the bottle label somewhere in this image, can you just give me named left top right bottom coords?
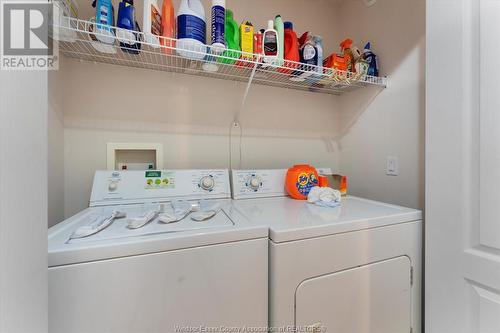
left=151, top=4, right=161, bottom=36
left=303, top=44, right=316, bottom=61
left=178, top=14, right=207, bottom=44
left=296, top=172, right=318, bottom=196
left=264, top=33, right=277, bottom=55
left=98, top=5, right=110, bottom=25
left=211, top=5, right=225, bottom=45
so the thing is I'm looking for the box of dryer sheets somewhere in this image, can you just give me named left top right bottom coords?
left=317, top=168, right=348, bottom=196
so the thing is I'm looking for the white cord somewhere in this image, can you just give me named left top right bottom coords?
left=229, top=63, right=258, bottom=170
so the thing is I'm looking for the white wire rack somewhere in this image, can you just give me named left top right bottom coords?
left=53, top=17, right=387, bottom=95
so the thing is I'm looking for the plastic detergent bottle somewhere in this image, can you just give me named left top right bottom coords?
left=283, top=22, right=299, bottom=63
left=363, top=42, right=379, bottom=76
left=177, top=0, right=207, bottom=60
left=143, top=0, right=162, bottom=47
left=210, top=0, right=225, bottom=54
left=340, top=38, right=355, bottom=72
left=160, top=0, right=176, bottom=54
left=92, top=0, right=115, bottom=44
left=274, top=15, right=284, bottom=66
left=299, top=32, right=317, bottom=67
left=263, top=20, right=278, bottom=64
left=117, top=0, right=136, bottom=41
left=289, top=32, right=317, bottom=81
left=278, top=21, right=299, bottom=74
left=218, top=9, right=239, bottom=65
left=117, top=0, right=141, bottom=54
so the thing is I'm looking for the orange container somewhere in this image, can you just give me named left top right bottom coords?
left=160, top=0, right=176, bottom=54
left=285, top=164, right=319, bottom=200
left=323, top=53, right=347, bottom=72
left=318, top=175, right=329, bottom=188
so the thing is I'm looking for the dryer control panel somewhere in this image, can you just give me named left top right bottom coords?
left=90, top=170, right=231, bottom=206
left=231, top=169, right=287, bottom=199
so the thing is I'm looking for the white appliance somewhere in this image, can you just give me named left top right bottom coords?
left=231, top=169, right=422, bottom=333
left=48, top=169, right=268, bottom=333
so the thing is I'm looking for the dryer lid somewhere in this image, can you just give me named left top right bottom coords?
left=232, top=196, right=422, bottom=242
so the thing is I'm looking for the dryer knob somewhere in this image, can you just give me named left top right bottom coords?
left=248, top=177, right=261, bottom=191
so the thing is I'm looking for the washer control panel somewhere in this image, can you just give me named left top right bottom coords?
left=90, top=170, right=231, bottom=206
left=231, top=169, right=287, bottom=199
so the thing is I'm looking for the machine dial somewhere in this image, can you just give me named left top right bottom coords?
left=199, top=176, right=215, bottom=191
left=108, top=181, right=118, bottom=192
left=247, top=176, right=262, bottom=191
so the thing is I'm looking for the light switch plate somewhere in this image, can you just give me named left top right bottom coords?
left=386, top=156, right=399, bottom=176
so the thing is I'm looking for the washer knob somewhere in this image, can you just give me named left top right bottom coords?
left=248, top=176, right=261, bottom=191
left=108, top=181, right=118, bottom=192
left=200, top=176, right=215, bottom=191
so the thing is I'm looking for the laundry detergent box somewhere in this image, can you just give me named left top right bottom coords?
left=317, top=168, right=347, bottom=196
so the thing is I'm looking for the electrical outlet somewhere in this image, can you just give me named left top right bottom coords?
left=386, top=156, right=399, bottom=176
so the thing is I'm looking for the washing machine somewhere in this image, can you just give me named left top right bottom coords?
left=48, top=169, right=268, bottom=333
left=231, top=169, right=422, bottom=333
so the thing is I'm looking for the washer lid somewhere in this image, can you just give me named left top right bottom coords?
left=232, top=196, right=422, bottom=243
left=48, top=200, right=267, bottom=267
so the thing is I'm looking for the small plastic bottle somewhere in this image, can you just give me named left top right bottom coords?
left=263, top=20, right=278, bottom=64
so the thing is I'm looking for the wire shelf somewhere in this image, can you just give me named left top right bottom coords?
left=53, top=17, right=387, bottom=95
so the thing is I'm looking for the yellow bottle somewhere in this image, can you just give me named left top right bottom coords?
left=240, top=21, right=254, bottom=61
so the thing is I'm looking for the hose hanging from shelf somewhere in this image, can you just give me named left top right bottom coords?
left=229, top=63, right=258, bottom=170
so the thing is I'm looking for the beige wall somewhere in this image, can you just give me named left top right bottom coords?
left=48, top=0, right=425, bottom=221
left=336, top=0, right=425, bottom=209
left=61, top=56, right=341, bottom=217
left=48, top=58, right=66, bottom=227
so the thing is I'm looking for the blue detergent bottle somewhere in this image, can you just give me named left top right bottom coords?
left=92, top=0, right=115, bottom=44
left=363, top=42, right=379, bottom=77
left=116, top=0, right=141, bottom=54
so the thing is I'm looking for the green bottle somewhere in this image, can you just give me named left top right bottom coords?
left=218, top=9, right=240, bottom=64
left=274, top=15, right=284, bottom=66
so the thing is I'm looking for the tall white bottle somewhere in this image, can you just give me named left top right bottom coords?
left=263, top=20, right=279, bottom=65
left=177, top=0, right=207, bottom=60
left=210, top=0, right=225, bottom=54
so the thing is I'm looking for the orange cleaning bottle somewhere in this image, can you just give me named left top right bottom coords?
left=278, top=21, right=299, bottom=74
left=285, top=165, right=319, bottom=200
left=161, top=0, right=176, bottom=54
